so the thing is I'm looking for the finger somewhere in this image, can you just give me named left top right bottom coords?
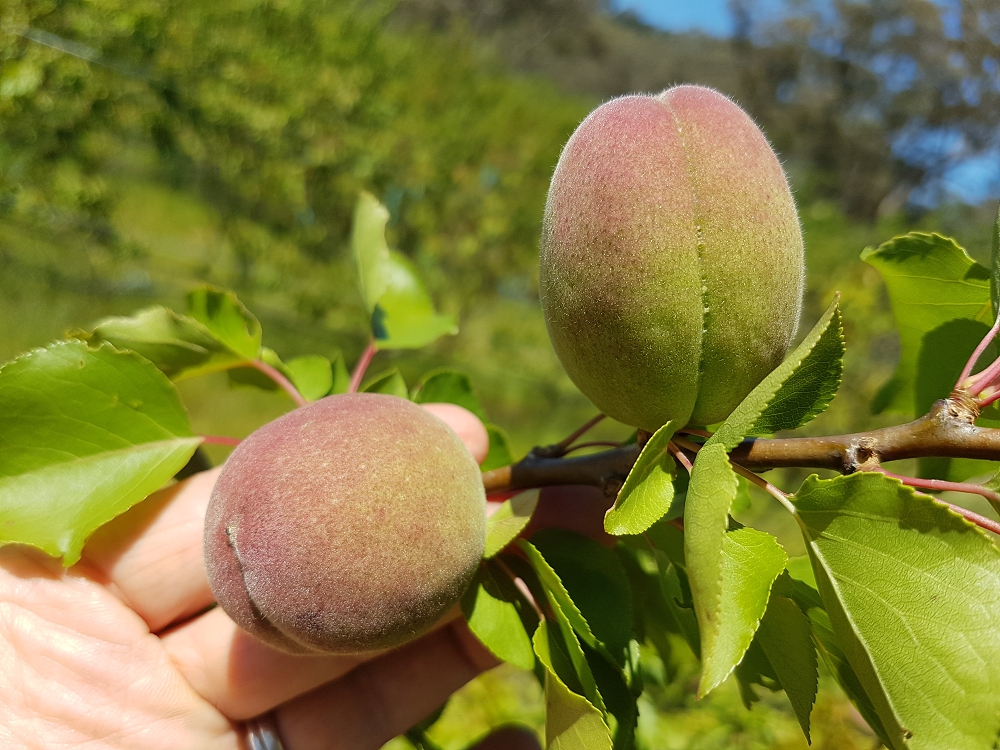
left=74, top=468, right=221, bottom=632
left=162, top=605, right=369, bottom=720
left=274, top=620, right=498, bottom=750
left=469, top=726, right=543, bottom=750
left=421, top=403, right=490, bottom=464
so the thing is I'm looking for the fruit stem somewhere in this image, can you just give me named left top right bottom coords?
left=200, top=434, right=242, bottom=446
left=871, top=467, right=1000, bottom=517
left=347, top=340, right=378, bottom=394
left=956, top=313, right=1000, bottom=389
left=248, top=358, right=308, bottom=407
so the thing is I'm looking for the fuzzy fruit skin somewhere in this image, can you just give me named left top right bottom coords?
left=204, top=393, right=486, bottom=655
left=540, top=85, right=804, bottom=430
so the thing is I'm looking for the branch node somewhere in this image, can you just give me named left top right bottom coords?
left=947, top=389, right=980, bottom=423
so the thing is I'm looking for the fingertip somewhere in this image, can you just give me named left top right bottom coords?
left=421, top=403, right=490, bottom=465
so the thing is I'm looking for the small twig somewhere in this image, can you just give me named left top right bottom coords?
left=958, top=314, right=1000, bottom=388
left=563, top=441, right=621, bottom=454
left=532, top=414, right=606, bottom=458
left=200, top=434, right=242, bottom=446
left=873, top=468, right=1000, bottom=516
left=678, top=427, right=713, bottom=439
left=240, top=359, right=308, bottom=407
left=667, top=440, right=694, bottom=473
left=347, top=341, right=378, bottom=394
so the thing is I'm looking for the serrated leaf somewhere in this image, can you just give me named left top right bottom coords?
left=285, top=355, right=334, bottom=401
left=531, top=530, right=634, bottom=662
left=82, top=305, right=242, bottom=379
left=793, top=472, right=1000, bottom=750
left=749, top=304, right=843, bottom=435
left=534, top=623, right=613, bottom=750
left=481, top=424, right=513, bottom=472
left=652, top=550, right=700, bottom=657
left=484, top=490, right=539, bottom=558
left=696, top=526, right=786, bottom=696
left=0, top=341, right=201, bottom=564
left=461, top=560, right=537, bottom=670
left=862, top=233, right=993, bottom=416
left=350, top=193, right=457, bottom=350
left=685, top=299, right=838, bottom=697
left=411, top=368, right=487, bottom=421
left=362, top=368, right=408, bottom=399
left=186, top=286, right=262, bottom=360
left=520, top=540, right=606, bottom=713
left=604, top=421, right=677, bottom=536
left=756, top=594, right=818, bottom=741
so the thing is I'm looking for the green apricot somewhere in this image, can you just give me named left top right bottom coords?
left=204, top=393, right=486, bottom=654
left=540, top=85, right=804, bottom=430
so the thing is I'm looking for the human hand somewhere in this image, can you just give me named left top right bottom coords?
left=0, top=404, right=526, bottom=750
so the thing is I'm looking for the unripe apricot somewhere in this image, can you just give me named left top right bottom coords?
left=540, top=85, right=804, bottom=430
left=204, top=393, right=486, bottom=654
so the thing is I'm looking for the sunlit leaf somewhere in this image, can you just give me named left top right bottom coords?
left=186, top=285, right=262, bottom=360
left=604, top=421, right=677, bottom=536
left=484, top=490, right=539, bottom=558
left=411, top=368, right=487, bottom=420
left=685, top=299, right=837, bottom=696
left=285, top=355, right=335, bottom=401
left=0, top=341, right=201, bottom=564
left=481, top=424, right=514, bottom=472
left=534, top=623, right=612, bottom=750
left=461, top=560, right=537, bottom=670
left=362, top=368, right=408, bottom=399
left=350, top=193, right=457, bottom=350
left=793, top=472, right=1000, bottom=750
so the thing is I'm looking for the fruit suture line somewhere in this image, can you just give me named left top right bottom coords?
left=482, top=393, right=1000, bottom=535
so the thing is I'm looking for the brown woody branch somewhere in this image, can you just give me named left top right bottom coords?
left=481, top=394, right=1000, bottom=495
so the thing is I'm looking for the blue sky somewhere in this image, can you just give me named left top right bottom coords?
left=609, top=0, right=735, bottom=36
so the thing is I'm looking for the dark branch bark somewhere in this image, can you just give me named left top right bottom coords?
left=481, top=395, right=1000, bottom=494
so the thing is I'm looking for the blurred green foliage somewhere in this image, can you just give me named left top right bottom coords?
left=3, top=1, right=1000, bottom=747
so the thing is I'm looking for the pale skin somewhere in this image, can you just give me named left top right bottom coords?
left=0, top=404, right=531, bottom=750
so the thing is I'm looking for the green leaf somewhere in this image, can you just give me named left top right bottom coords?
left=604, top=421, right=677, bottom=536
left=0, top=341, right=201, bottom=564
left=329, top=351, right=351, bottom=395
left=534, top=623, right=613, bottom=750
left=651, top=550, right=700, bottom=658
left=520, top=540, right=606, bottom=713
left=481, top=424, right=514, bottom=472
left=484, top=490, right=539, bottom=558
left=285, top=355, right=335, bottom=401
left=684, top=299, right=838, bottom=696
left=793, top=472, right=1000, bottom=750
left=81, top=306, right=242, bottom=379
left=461, top=560, right=537, bottom=670
left=748, top=304, right=844, bottom=435
left=862, top=233, right=992, bottom=415
left=186, top=285, right=262, bottom=361
left=530, top=530, right=634, bottom=662
left=411, top=368, right=487, bottom=421
left=755, top=593, right=818, bottom=741
left=696, top=527, right=786, bottom=696
left=350, top=193, right=457, bottom=350
left=362, top=368, right=409, bottom=399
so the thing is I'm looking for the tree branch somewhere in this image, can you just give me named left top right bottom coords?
left=481, top=395, right=1000, bottom=493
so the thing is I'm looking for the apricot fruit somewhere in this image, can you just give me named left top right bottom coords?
left=204, top=393, right=486, bottom=654
left=540, top=85, right=804, bottom=430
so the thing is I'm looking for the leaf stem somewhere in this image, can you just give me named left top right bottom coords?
left=872, top=468, right=1000, bottom=516
left=246, top=359, right=308, bottom=407
left=957, top=313, right=1000, bottom=388
left=667, top=440, right=694, bottom=473
left=347, top=341, right=377, bottom=394
left=200, top=434, right=242, bottom=446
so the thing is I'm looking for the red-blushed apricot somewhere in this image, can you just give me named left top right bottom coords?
left=540, top=85, right=804, bottom=430
left=204, top=393, right=486, bottom=654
